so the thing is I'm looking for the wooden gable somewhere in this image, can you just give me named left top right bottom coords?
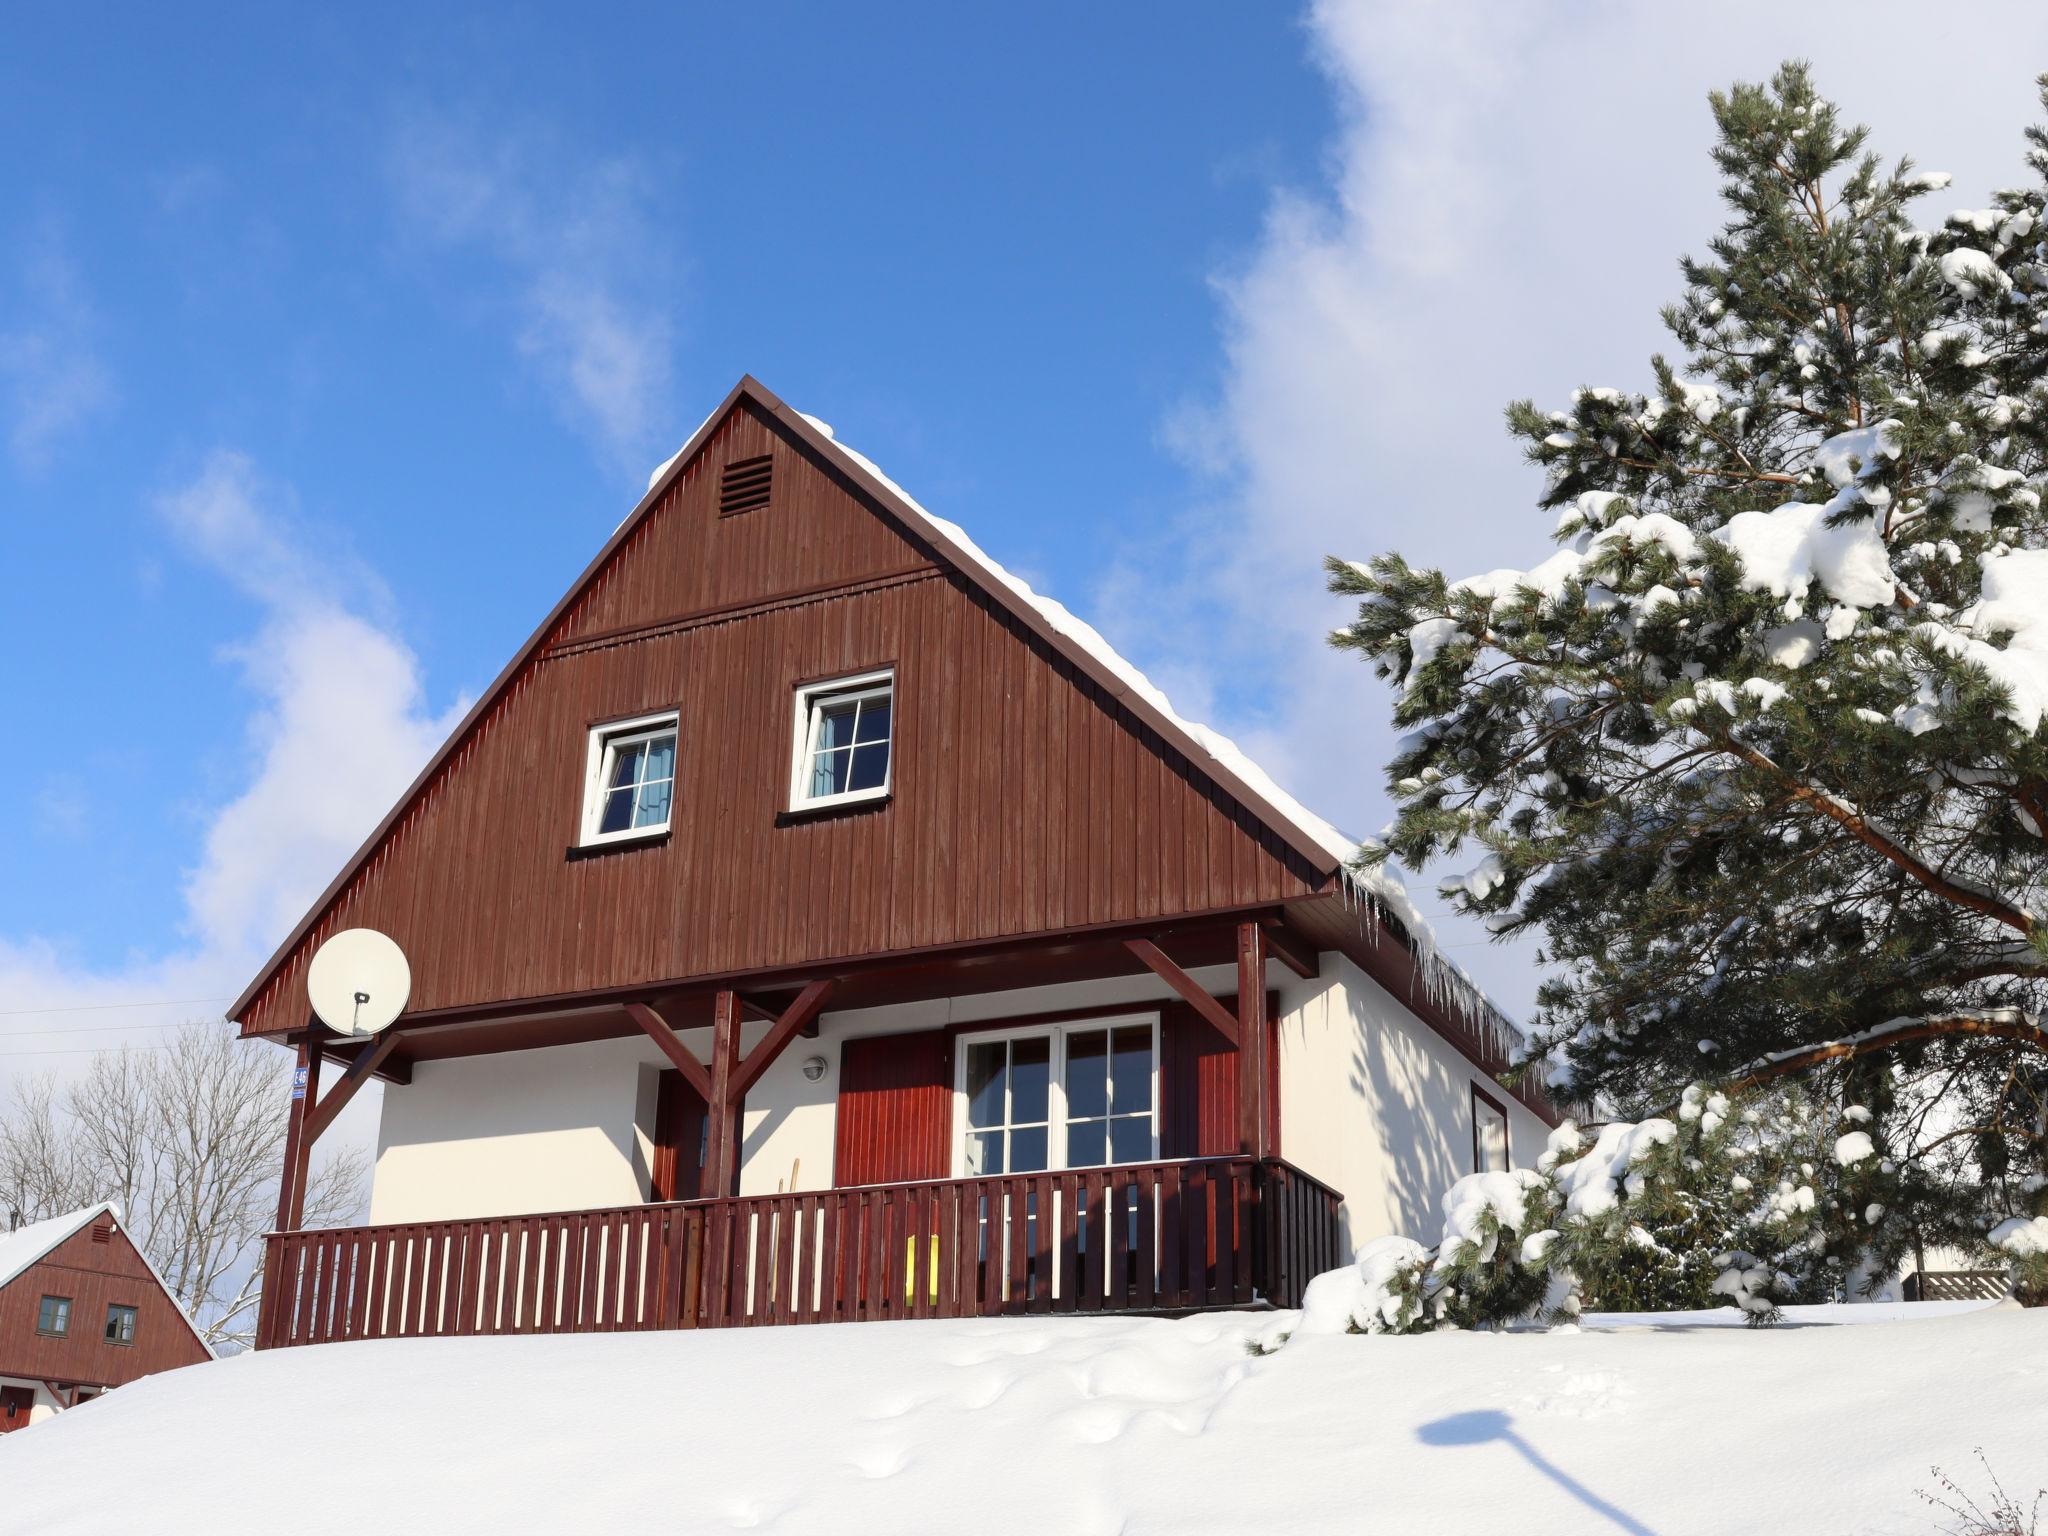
left=0, top=1218, right=210, bottom=1386
left=234, top=382, right=1334, bottom=1038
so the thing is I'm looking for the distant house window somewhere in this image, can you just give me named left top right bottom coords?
left=104, top=1305, right=138, bottom=1346
left=790, top=671, right=894, bottom=811
left=36, top=1296, right=71, bottom=1337
left=1473, top=1085, right=1511, bottom=1174
left=580, top=712, right=678, bottom=845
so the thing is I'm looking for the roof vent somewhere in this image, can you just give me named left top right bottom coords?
left=91, top=1223, right=111, bottom=1244
left=719, top=455, right=773, bottom=517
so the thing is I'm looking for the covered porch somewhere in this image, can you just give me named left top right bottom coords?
left=257, top=912, right=1350, bottom=1347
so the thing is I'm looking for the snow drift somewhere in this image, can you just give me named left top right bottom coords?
left=0, top=1302, right=2033, bottom=1534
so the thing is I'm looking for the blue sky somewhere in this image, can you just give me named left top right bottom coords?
left=1, top=5, right=1323, bottom=974
left=6, top=2, right=2048, bottom=1070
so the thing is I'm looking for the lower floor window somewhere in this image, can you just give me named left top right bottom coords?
left=1473, top=1085, right=1510, bottom=1174
left=955, top=1014, right=1158, bottom=1176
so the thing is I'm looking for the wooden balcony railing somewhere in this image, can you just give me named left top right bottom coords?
left=257, top=1156, right=1342, bottom=1348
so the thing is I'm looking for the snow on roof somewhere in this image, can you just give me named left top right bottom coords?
left=0, top=1203, right=113, bottom=1292
left=780, top=407, right=1521, bottom=1052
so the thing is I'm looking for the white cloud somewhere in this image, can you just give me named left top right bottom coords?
left=0, top=454, right=463, bottom=1083
left=1115, top=0, right=2048, bottom=1014
left=0, top=228, right=114, bottom=470
left=385, top=111, right=680, bottom=473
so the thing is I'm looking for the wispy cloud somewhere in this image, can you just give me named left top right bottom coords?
left=1110, top=0, right=2048, bottom=1013
left=384, top=109, right=680, bottom=474
left=0, top=227, right=114, bottom=470
left=0, top=453, right=464, bottom=1073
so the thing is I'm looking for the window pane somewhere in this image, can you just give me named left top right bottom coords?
left=1110, top=1115, right=1152, bottom=1164
left=853, top=698, right=891, bottom=744
left=965, top=1130, right=1002, bottom=1176
left=1010, top=1036, right=1050, bottom=1125
left=815, top=700, right=859, bottom=753
left=642, top=733, right=675, bottom=781
left=847, top=741, right=890, bottom=792
left=1109, top=1026, right=1151, bottom=1114
left=1476, top=1104, right=1509, bottom=1174
left=1009, top=1125, right=1049, bottom=1173
left=598, top=784, right=636, bottom=835
left=607, top=741, right=644, bottom=790
left=966, top=1042, right=1006, bottom=1129
left=810, top=747, right=850, bottom=798
left=1065, top=1029, right=1108, bottom=1121
left=1067, top=1119, right=1107, bottom=1168
left=633, top=776, right=672, bottom=828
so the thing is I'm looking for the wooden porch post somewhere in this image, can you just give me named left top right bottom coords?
left=1236, top=922, right=1270, bottom=1160
left=703, top=989, right=744, bottom=1198
left=273, top=1033, right=325, bottom=1232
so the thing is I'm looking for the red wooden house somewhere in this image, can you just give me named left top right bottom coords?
left=0, top=1204, right=213, bottom=1431
left=241, top=377, right=1557, bottom=1348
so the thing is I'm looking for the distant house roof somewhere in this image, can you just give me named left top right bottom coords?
left=0, top=1202, right=217, bottom=1359
left=0, top=1204, right=112, bottom=1293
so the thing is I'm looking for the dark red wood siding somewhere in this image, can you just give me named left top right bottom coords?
left=1159, top=993, right=1279, bottom=1159
left=0, top=1221, right=209, bottom=1387
left=834, top=1031, right=952, bottom=1186
left=240, top=400, right=1323, bottom=1037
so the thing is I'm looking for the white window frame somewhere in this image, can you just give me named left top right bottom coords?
left=579, top=710, right=680, bottom=847
left=1472, top=1083, right=1511, bottom=1174
left=948, top=1012, right=1162, bottom=1177
left=789, top=669, right=895, bottom=812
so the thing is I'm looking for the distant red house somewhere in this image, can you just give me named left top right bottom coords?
left=0, top=1204, right=213, bottom=1432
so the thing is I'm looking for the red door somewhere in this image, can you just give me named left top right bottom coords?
left=0, top=1385, right=35, bottom=1432
left=652, top=1069, right=708, bottom=1202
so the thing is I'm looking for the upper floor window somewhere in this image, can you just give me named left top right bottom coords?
left=580, top=712, right=678, bottom=845
left=36, top=1295, right=70, bottom=1337
left=104, top=1304, right=138, bottom=1346
left=1472, top=1085, right=1510, bottom=1174
left=790, top=671, right=893, bottom=811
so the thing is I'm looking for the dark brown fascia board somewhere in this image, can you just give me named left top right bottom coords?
left=227, top=375, right=1342, bottom=1026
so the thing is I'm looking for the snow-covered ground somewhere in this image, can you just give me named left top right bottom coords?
left=1, top=1302, right=2038, bottom=1534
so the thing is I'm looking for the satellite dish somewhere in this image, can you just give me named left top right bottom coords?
left=307, top=928, right=411, bottom=1037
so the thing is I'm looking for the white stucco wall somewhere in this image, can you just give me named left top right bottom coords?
left=371, top=968, right=1245, bottom=1217
left=1274, top=951, right=1551, bottom=1256
left=367, top=954, right=1547, bottom=1244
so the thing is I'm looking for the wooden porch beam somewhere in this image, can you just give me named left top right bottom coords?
left=1123, top=939, right=1239, bottom=1046
left=326, top=1036, right=411, bottom=1086
left=272, top=1032, right=325, bottom=1233
left=702, top=990, right=745, bottom=1198
left=1259, top=920, right=1317, bottom=981
left=303, top=1031, right=405, bottom=1145
left=624, top=1002, right=714, bottom=1104
left=732, top=979, right=836, bottom=1097
left=1238, top=923, right=1273, bottom=1159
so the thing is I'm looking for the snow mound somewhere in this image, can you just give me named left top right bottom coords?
left=0, top=1306, right=2036, bottom=1534
left=1714, top=500, right=1896, bottom=610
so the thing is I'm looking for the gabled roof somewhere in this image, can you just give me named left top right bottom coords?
left=0, top=1203, right=218, bottom=1359
left=228, top=375, right=1453, bottom=1027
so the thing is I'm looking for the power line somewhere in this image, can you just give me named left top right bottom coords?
left=0, top=995, right=231, bottom=1018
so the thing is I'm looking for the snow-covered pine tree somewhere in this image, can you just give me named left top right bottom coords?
left=1328, top=64, right=2048, bottom=1261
